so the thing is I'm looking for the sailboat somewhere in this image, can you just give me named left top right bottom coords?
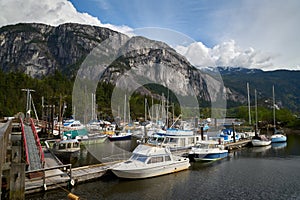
left=251, top=89, right=271, bottom=147
left=270, top=85, right=287, bottom=143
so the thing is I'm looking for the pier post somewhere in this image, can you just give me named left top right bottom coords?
left=200, top=127, right=204, bottom=140
left=232, top=123, right=236, bottom=143
left=9, top=163, right=25, bottom=199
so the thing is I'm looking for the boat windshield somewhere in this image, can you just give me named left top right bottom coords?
left=164, top=137, right=178, bottom=144
left=147, top=156, right=164, bottom=164
left=196, top=143, right=216, bottom=149
left=130, top=154, right=148, bottom=163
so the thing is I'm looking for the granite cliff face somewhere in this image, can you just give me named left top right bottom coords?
left=0, top=23, right=244, bottom=105
left=0, top=23, right=121, bottom=77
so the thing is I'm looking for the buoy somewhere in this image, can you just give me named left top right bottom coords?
left=70, top=179, right=75, bottom=186
left=43, top=184, right=47, bottom=191
left=67, top=193, right=80, bottom=200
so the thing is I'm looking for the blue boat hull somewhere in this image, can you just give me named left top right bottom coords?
left=192, top=152, right=228, bottom=162
left=271, top=136, right=287, bottom=143
left=108, top=135, right=132, bottom=141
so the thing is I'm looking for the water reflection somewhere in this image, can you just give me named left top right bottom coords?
left=272, top=142, right=287, bottom=149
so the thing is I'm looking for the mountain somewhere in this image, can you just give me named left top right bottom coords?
left=0, top=23, right=122, bottom=78
left=215, top=66, right=300, bottom=112
left=0, top=23, right=299, bottom=118
left=0, top=23, right=240, bottom=105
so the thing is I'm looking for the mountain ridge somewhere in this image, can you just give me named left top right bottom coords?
left=0, top=23, right=299, bottom=115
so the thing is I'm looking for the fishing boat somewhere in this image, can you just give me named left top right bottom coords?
left=110, top=144, right=190, bottom=179
left=188, top=140, right=228, bottom=162
left=45, top=139, right=80, bottom=160
left=251, top=135, right=271, bottom=147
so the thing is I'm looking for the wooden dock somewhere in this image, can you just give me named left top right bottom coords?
left=224, top=139, right=251, bottom=151
left=25, top=149, right=120, bottom=194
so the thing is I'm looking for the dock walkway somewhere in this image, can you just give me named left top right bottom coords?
left=24, top=124, right=42, bottom=171
left=224, top=139, right=251, bottom=151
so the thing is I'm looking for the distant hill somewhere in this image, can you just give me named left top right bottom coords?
left=215, top=66, right=300, bottom=112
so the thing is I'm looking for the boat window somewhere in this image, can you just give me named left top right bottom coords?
left=147, top=156, right=164, bottom=164
left=165, top=155, right=171, bottom=161
left=58, top=143, right=66, bottom=149
left=73, top=142, right=79, bottom=148
left=169, top=138, right=178, bottom=143
left=188, top=138, right=194, bottom=143
left=67, top=143, right=72, bottom=148
left=131, top=154, right=148, bottom=163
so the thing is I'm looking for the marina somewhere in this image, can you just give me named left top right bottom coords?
left=27, top=132, right=300, bottom=200
left=0, top=2, right=300, bottom=200
left=1, top=117, right=299, bottom=199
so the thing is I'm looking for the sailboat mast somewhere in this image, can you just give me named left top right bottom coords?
left=145, top=98, right=147, bottom=122
left=255, top=89, right=258, bottom=133
left=273, top=85, right=276, bottom=128
left=124, top=94, right=127, bottom=125
left=247, top=82, right=251, bottom=125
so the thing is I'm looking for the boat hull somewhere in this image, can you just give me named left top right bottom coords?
left=251, top=139, right=271, bottom=147
left=108, top=134, right=131, bottom=141
left=111, top=160, right=190, bottom=179
left=80, top=135, right=107, bottom=145
left=271, top=134, right=287, bottom=143
left=191, top=152, right=228, bottom=162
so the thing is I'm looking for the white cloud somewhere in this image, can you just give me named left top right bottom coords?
left=175, top=40, right=275, bottom=70
left=0, top=0, right=132, bottom=33
left=211, top=0, right=300, bottom=70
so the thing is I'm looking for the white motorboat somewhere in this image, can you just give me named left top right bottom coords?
left=110, top=144, right=190, bottom=179
left=189, top=140, right=228, bottom=162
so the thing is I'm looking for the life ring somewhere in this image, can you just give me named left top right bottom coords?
left=70, top=179, right=75, bottom=186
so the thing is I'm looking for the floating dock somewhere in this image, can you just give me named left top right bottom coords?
left=224, top=139, right=251, bottom=151
left=25, top=150, right=119, bottom=194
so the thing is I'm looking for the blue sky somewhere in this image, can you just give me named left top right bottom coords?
left=1, top=0, right=300, bottom=70
left=69, top=0, right=236, bottom=47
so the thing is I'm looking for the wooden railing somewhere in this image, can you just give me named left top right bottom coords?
left=20, top=118, right=30, bottom=165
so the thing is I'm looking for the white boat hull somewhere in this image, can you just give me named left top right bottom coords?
left=111, top=159, right=190, bottom=179
left=251, top=139, right=271, bottom=147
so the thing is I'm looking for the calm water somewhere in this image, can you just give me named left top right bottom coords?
left=27, top=134, right=300, bottom=200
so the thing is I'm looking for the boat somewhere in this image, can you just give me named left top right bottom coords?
left=188, top=140, right=228, bottom=162
left=63, top=119, right=86, bottom=130
left=45, top=139, right=81, bottom=159
left=270, top=86, right=287, bottom=143
left=218, top=127, right=241, bottom=143
left=251, top=135, right=271, bottom=147
left=150, top=134, right=203, bottom=151
left=251, top=89, right=271, bottom=147
left=77, top=133, right=107, bottom=145
left=110, top=144, right=190, bottom=179
left=108, top=131, right=132, bottom=141
left=271, top=133, right=287, bottom=143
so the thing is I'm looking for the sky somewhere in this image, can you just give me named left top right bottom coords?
left=1, top=0, right=300, bottom=71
